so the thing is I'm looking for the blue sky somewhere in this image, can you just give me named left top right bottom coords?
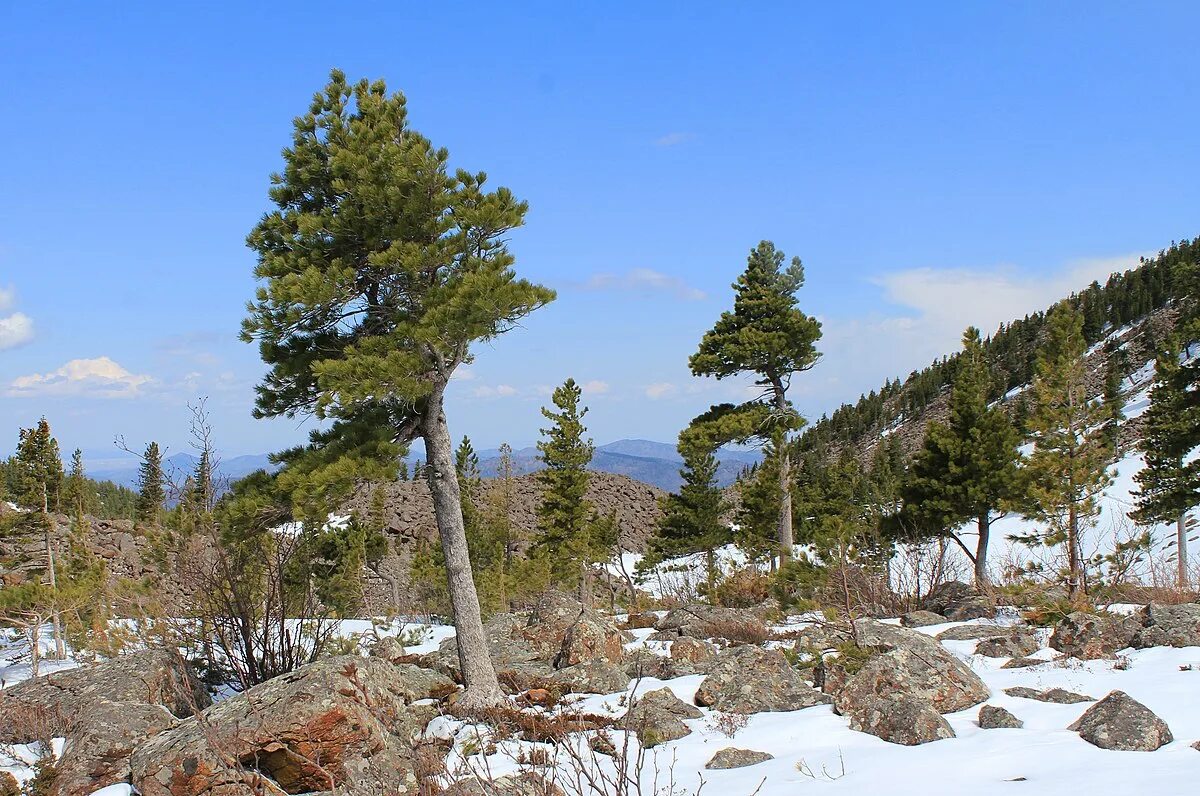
left=1, top=2, right=1198, bottom=462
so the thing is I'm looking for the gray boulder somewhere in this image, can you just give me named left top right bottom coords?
left=369, top=635, right=408, bottom=663
left=900, top=610, right=946, bottom=628
left=1130, top=603, right=1200, bottom=649
left=705, top=748, right=774, bottom=769
left=1003, top=686, right=1092, bottom=704
left=974, top=628, right=1040, bottom=658
left=1050, top=612, right=1139, bottom=660
left=924, top=581, right=995, bottom=621
left=935, top=625, right=1012, bottom=642
left=694, top=646, right=829, bottom=714
left=978, top=705, right=1023, bottom=729
left=548, top=661, right=631, bottom=695
left=619, top=687, right=702, bottom=746
left=845, top=695, right=955, bottom=745
left=1068, top=691, right=1173, bottom=751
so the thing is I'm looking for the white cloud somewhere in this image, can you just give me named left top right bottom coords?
left=0, top=312, right=34, bottom=350
left=8, top=356, right=154, bottom=398
left=655, top=132, right=694, bottom=147
left=581, top=268, right=707, bottom=301
left=0, top=286, right=14, bottom=312
left=645, top=382, right=677, bottom=400
left=581, top=380, right=610, bottom=396
left=471, top=384, right=518, bottom=399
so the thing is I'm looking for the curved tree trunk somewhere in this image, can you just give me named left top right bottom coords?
left=420, top=385, right=503, bottom=710
left=975, top=513, right=991, bottom=589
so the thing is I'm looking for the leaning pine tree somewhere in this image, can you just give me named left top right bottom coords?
left=241, top=70, right=554, bottom=709
left=901, top=327, right=1024, bottom=588
left=686, top=241, right=822, bottom=563
left=1132, top=339, right=1199, bottom=588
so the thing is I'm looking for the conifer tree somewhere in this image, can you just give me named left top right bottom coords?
left=534, top=378, right=598, bottom=586
left=901, top=327, right=1024, bottom=587
left=1024, top=304, right=1113, bottom=597
left=193, top=449, right=215, bottom=514
left=646, top=441, right=729, bottom=597
left=1132, top=339, right=1199, bottom=587
left=241, top=71, right=553, bottom=708
left=13, top=418, right=67, bottom=658
left=1101, top=347, right=1128, bottom=455
left=64, top=448, right=91, bottom=520
left=136, top=442, right=165, bottom=526
left=686, top=241, right=822, bottom=563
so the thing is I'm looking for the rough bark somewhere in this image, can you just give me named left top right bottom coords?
left=420, top=384, right=503, bottom=710
left=1178, top=513, right=1189, bottom=589
left=772, top=381, right=794, bottom=563
left=975, top=513, right=991, bottom=588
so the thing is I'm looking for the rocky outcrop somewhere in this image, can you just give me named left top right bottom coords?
left=845, top=695, right=955, bottom=745
left=619, top=688, right=702, bottom=746
left=1130, top=603, right=1200, bottom=649
left=974, top=628, right=1040, bottom=658
left=694, top=646, right=829, bottom=714
left=1068, top=691, right=1173, bottom=751
left=705, top=748, right=774, bottom=769
left=0, top=650, right=209, bottom=796
left=978, top=705, right=1023, bottom=729
left=131, top=656, right=452, bottom=795
left=548, top=662, right=631, bottom=695
left=1050, top=612, right=1140, bottom=659
left=900, top=610, right=946, bottom=628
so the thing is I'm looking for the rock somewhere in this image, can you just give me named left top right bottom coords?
left=1050, top=612, right=1139, bottom=660
left=901, top=610, right=947, bottom=628
left=558, top=610, right=627, bottom=669
left=694, top=646, right=830, bottom=714
left=669, top=636, right=718, bottom=664
left=934, top=625, right=1012, bottom=642
left=369, top=635, right=407, bottom=663
left=1002, top=656, right=1048, bottom=669
left=975, top=628, right=1040, bottom=658
left=654, top=604, right=768, bottom=643
left=1131, top=603, right=1200, bottom=649
left=0, top=650, right=209, bottom=796
left=623, top=649, right=690, bottom=680
left=619, top=688, right=702, bottom=746
left=1068, top=690, right=1173, bottom=751
left=433, top=612, right=555, bottom=688
left=978, top=705, right=1023, bottom=729
left=831, top=621, right=989, bottom=716
left=924, top=581, right=995, bottom=621
left=846, top=695, right=955, bottom=745
left=548, top=662, right=631, bottom=695
left=1003, top=686, right=1092, bottom=704
left=131, top=656, right=453, bottom=795
left=623, top=612, right=659, bottom=630
left=705, top=748, right=775, bottom=769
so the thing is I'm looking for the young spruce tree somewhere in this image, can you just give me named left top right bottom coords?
left=686, top=241, right=822, bottom=563
left=136, top=442, right=165, bottom=526
left=646, top=441, right=729, bottom=598
left=241, top=71, right=554, bottom=709
left=901, top=327, right=1023, bottom=587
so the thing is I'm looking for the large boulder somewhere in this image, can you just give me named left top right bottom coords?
left=830, top=621, right=989, bottom=716
left=974, top=627, right=1040, bottom=658
left=694, top=646, right=829, bottom=714
left=900, top=610, right=947, bottom=628
left=618, top=688, right=702, bottom=746
left=705, top=748, right=774, bottom=769
left=1130, top=603, right=1200, bottom=649
left=1068, top=691, right=1173, bottom=751
left=0, top=650, right=209, bottom=796
left=845, top=695, right=955, bottom=745
left=548, top=662, right=631, bottom=695
left=1050, top=612, right=1139, bottom=660
left=978, top=705, right=1023, bottom=729
left=131, top=656, right=453, bottom=796
left=923, top=581, right=995, bottom=621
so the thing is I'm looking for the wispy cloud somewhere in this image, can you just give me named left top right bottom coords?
left=654, top=132, right=694, bottom=147
left=645, top=382, right=677, bottom=400
left=581, top=380, right=610, bottom=396
left=471, top=384, right=518, bottom=399
left=8, top=356, right=154, bottom=398
left=580, top=268, right=707, bottom=301
left=0, top=286, right=34, bottom=350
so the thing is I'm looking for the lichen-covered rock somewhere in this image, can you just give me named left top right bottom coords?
left=131, top=656, right=452, bottom=795
left=831, top=621, right=989, bottom=716
left=978, top=705, right=1023, bottom=729
left=369, top=635, right=407, bottom=663
left=694, top=646, right=829, bottom=714
left=924, top=581, right=995, bottom=621
left=1068, top=691, right=1173, bottom=751
left=705, top=748, right=774, bottom=769
left=974, top=628, right=1040, bottom=658
left=1130, top=603, right=1200, bottom=649
left=935, top=624, right=1013, bottom=642
left=548, top=662, right=631, bottom=695
left=669, top=636, right=718, bottom=664
left=619, top=687, right=702, bottom=746
left=1050, top=612, right=1139, bottom=660
left=1003, top=686, right=1092, bottom=704
left=845, top=695, right=955, bottom=745
left=900, top=610, right=947, bottom=628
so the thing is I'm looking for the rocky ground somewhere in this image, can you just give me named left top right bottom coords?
left=1, top=589, right=1198, bottom=795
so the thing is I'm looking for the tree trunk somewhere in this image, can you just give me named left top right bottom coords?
left=421, top=385, right=503, bottom=711
left=1067, top=503, right=1082, bottom=598
left=705, top=548, right=717, bottom=602
left=42, top=485, right=65, bottom=660
left=772, top=382, right=794, bottom=564
left=29, top=622, right=41, bottom=678
left=1178, top=512, right=1189, bottom=589
left=974, top=513, right=991, bottom=589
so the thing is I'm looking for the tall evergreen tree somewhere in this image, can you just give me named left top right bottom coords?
left=1101, top=347, right=1128, bottom=455
left=1024, top=304, right=1113, bottom=597
left=686, top=241, right=822, bottom=563
left=193, top=449, right=215, bottom=514
left=1132, top=339, right=1199, bottom=587
left=64, top=448, right=91, bottom=519
left=646, top=442, right=729, bottom=597
left=14, top=418, right=67, bottom=659
left=136, top=442, right=165, bottom=526
left=240, top=71, right=553, bottom=709
left=534, top=378, right=598, bottom=584
left=901, top=327, right=1024, bottom=587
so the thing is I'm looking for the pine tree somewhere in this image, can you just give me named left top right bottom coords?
left=240, top=70, right=553, bottom=709
left=686, top=241, right=822, bottom=563
left=901, top=327, right=1024, bottom=587
left=193, top=449, right=214, bottom=514
left=1024, top=304, right=1113, bottom=597
left=14, top=418, right=64, bottom=513
left=646, top=442, right=729, bottom=597
left=1101, top=347, right=1128, bottom=455
left=534, top=378, right=598, bottom=586
left=1132, top=339, right=1199, bottom=587
left=136, top=442, right=165, bottom=526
